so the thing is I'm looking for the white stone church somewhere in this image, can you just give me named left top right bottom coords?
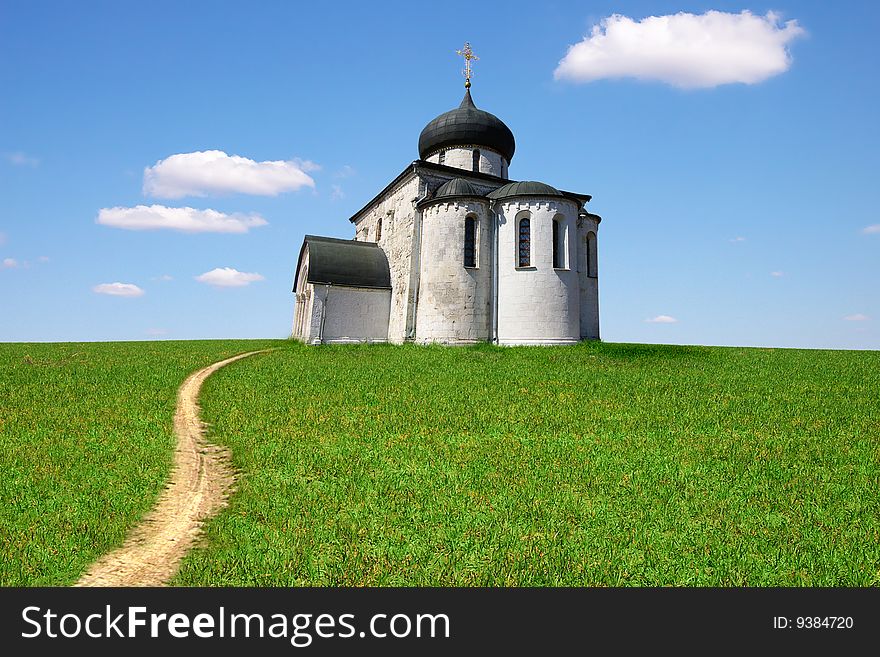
left=292, top=76, right=602, bottom=345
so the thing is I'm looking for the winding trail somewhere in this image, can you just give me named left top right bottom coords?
left=76, top=350, right=268, bottom=587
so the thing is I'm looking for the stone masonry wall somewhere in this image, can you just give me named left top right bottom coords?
left=496, top=197, right=581, bottom=345
left=577, top=216, right=600, bottom=340
left=415, top=199, right=492, bottom=343
left=424, top=146, right=508, bottom=178
left=352, top=175, right=421, bottom=343
left=321, top=286, right=392, bottom=343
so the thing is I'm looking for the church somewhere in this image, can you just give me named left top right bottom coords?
left=292, top=46, right=602, bottom=346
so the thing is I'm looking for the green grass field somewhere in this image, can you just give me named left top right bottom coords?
left=174, top=341, right=880, bottom=586
left=0, top=340, right=281, bottom=586
left=2, top=341, right=878, bottom=586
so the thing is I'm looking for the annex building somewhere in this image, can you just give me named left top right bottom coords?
left=292, top=48, right=602, bottom=346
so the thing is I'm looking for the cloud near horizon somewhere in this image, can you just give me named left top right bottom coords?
left=143, top=150, right=316, bottom=198
left=97, top=205, right=268, bottom=234
left=844, top=313, right=869, bottom=321
left=93, top=282, right=145, bottom=297
left=3, top=258, right=17, bottom=268
left=195, top=267, right=264, bottom=287
left=645, top=315, right=678, bottom=323
left=863, top=224, right=880, bottom=234
left=554, top=11, right=805, bottom=89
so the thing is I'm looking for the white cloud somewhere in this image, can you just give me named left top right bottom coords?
left=863, top=224, right=880, bottom=234
left=2, top=258, right=17, bottom=269
left=195, top=267, right=264, bottom=287
left=152, top=274, right=173, bottom=281
left=38, top=255, right=50, bottom=263
left=97, top=205, right=268, bottom=234
left=293, top=158, right=321, bottom=173
left=331, top=184, right=345, bottom=200
left=143, top=150, right=316, bottom=198
left=5, top=151, right=39, bottom=167
left=729, top=236, right=746, bottom=243
left=645, top=315, right=678, bottom=323
left=554, top=11, right=805, bottom=89
left=93, top=282, right=145, bottom=297
left=771, top=271, right=784, bottom=277
left=844, top=314, right=869, bottom=322
left=334, top=165, right=356, bottom=179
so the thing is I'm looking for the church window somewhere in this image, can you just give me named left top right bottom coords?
left=518, top=217, right=531, bottom=267
left=553, top=215, right=566, bottom=269
left=376, top=218, right=382, bottom=242
left=472, top=149, right=480, bottom=172
left=438, top=150, right=445, bottom=165
left=553, top=219, right=561, bottom=268
left=464, top=216, right=477, bottom=267
left=587, top=231, right=598, bottom=278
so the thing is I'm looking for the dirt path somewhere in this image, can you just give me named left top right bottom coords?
left=76, top=350, right=268, bottom=587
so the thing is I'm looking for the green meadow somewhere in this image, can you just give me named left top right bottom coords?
left=0, top=340, right=281, bottom=586
left=176, top=342, right=880, bottom=586
left=1, top=340, right=878, bottom=586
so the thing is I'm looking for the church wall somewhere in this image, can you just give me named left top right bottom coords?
left=304, top=283, right=326, bottom=345
left=577, top=215, right=601, bottom=340
left=292, top=250, right=315, bottom=342
left=352, top=175, right=422, bottom=343
left=496, top=198, right=581, bottom=345
left=321, top=285, right=391, bottom=343
left=415, top=199, right=491, bottom=344
left=292, top=289, right=314, bottom=342
left=424, top=147, right=507, bottom=178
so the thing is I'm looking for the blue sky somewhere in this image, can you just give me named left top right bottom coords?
left=1, top=0, right=877, bottom=348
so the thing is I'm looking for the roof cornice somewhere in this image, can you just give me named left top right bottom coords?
left=348, top=160, right=592, bottom=222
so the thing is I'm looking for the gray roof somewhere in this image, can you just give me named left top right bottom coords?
left=294, top=235, right=391, bottom=290
left=418, top=90, right=516, bottom=162
left=435, top=178, right=483, bottom=198
left=487, top=180, right=562, bottom=199
left=347, top=160, right=592, bottom=224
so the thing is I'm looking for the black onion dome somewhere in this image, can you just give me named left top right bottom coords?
left=418, top=90, right=516, bottom=162
left=435, top=178, right=482, bottom=198
left=487, top=181, right=562, bottom=199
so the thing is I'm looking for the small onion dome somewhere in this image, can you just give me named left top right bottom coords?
left=435, top=178, right=482, bottom=198
left=418, top=90, right=516, bottom=163
left=487, top=180, right=562, bottom=199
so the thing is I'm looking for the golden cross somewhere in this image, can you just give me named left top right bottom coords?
left=456, top=42, right=479, bottom=88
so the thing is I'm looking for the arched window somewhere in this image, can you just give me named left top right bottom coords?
left=518, top=217, right=531, bottom=267
left=472, top=149, right=480, bottom=172
left=438, top=150, right=445, bottom=165
left=553, top=219, right=561, bottom=268
left=464, top=216, right=477, bottom=267
left=587, top=231, right=598, bottom=278
left=553, top=215, right=566, bottom=269
left=376, top=218, right=382, bottom=242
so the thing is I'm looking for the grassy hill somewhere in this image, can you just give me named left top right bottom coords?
left=0, top=340, right=282, bottom=585
left=2, top=340, right=878, bottom=586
